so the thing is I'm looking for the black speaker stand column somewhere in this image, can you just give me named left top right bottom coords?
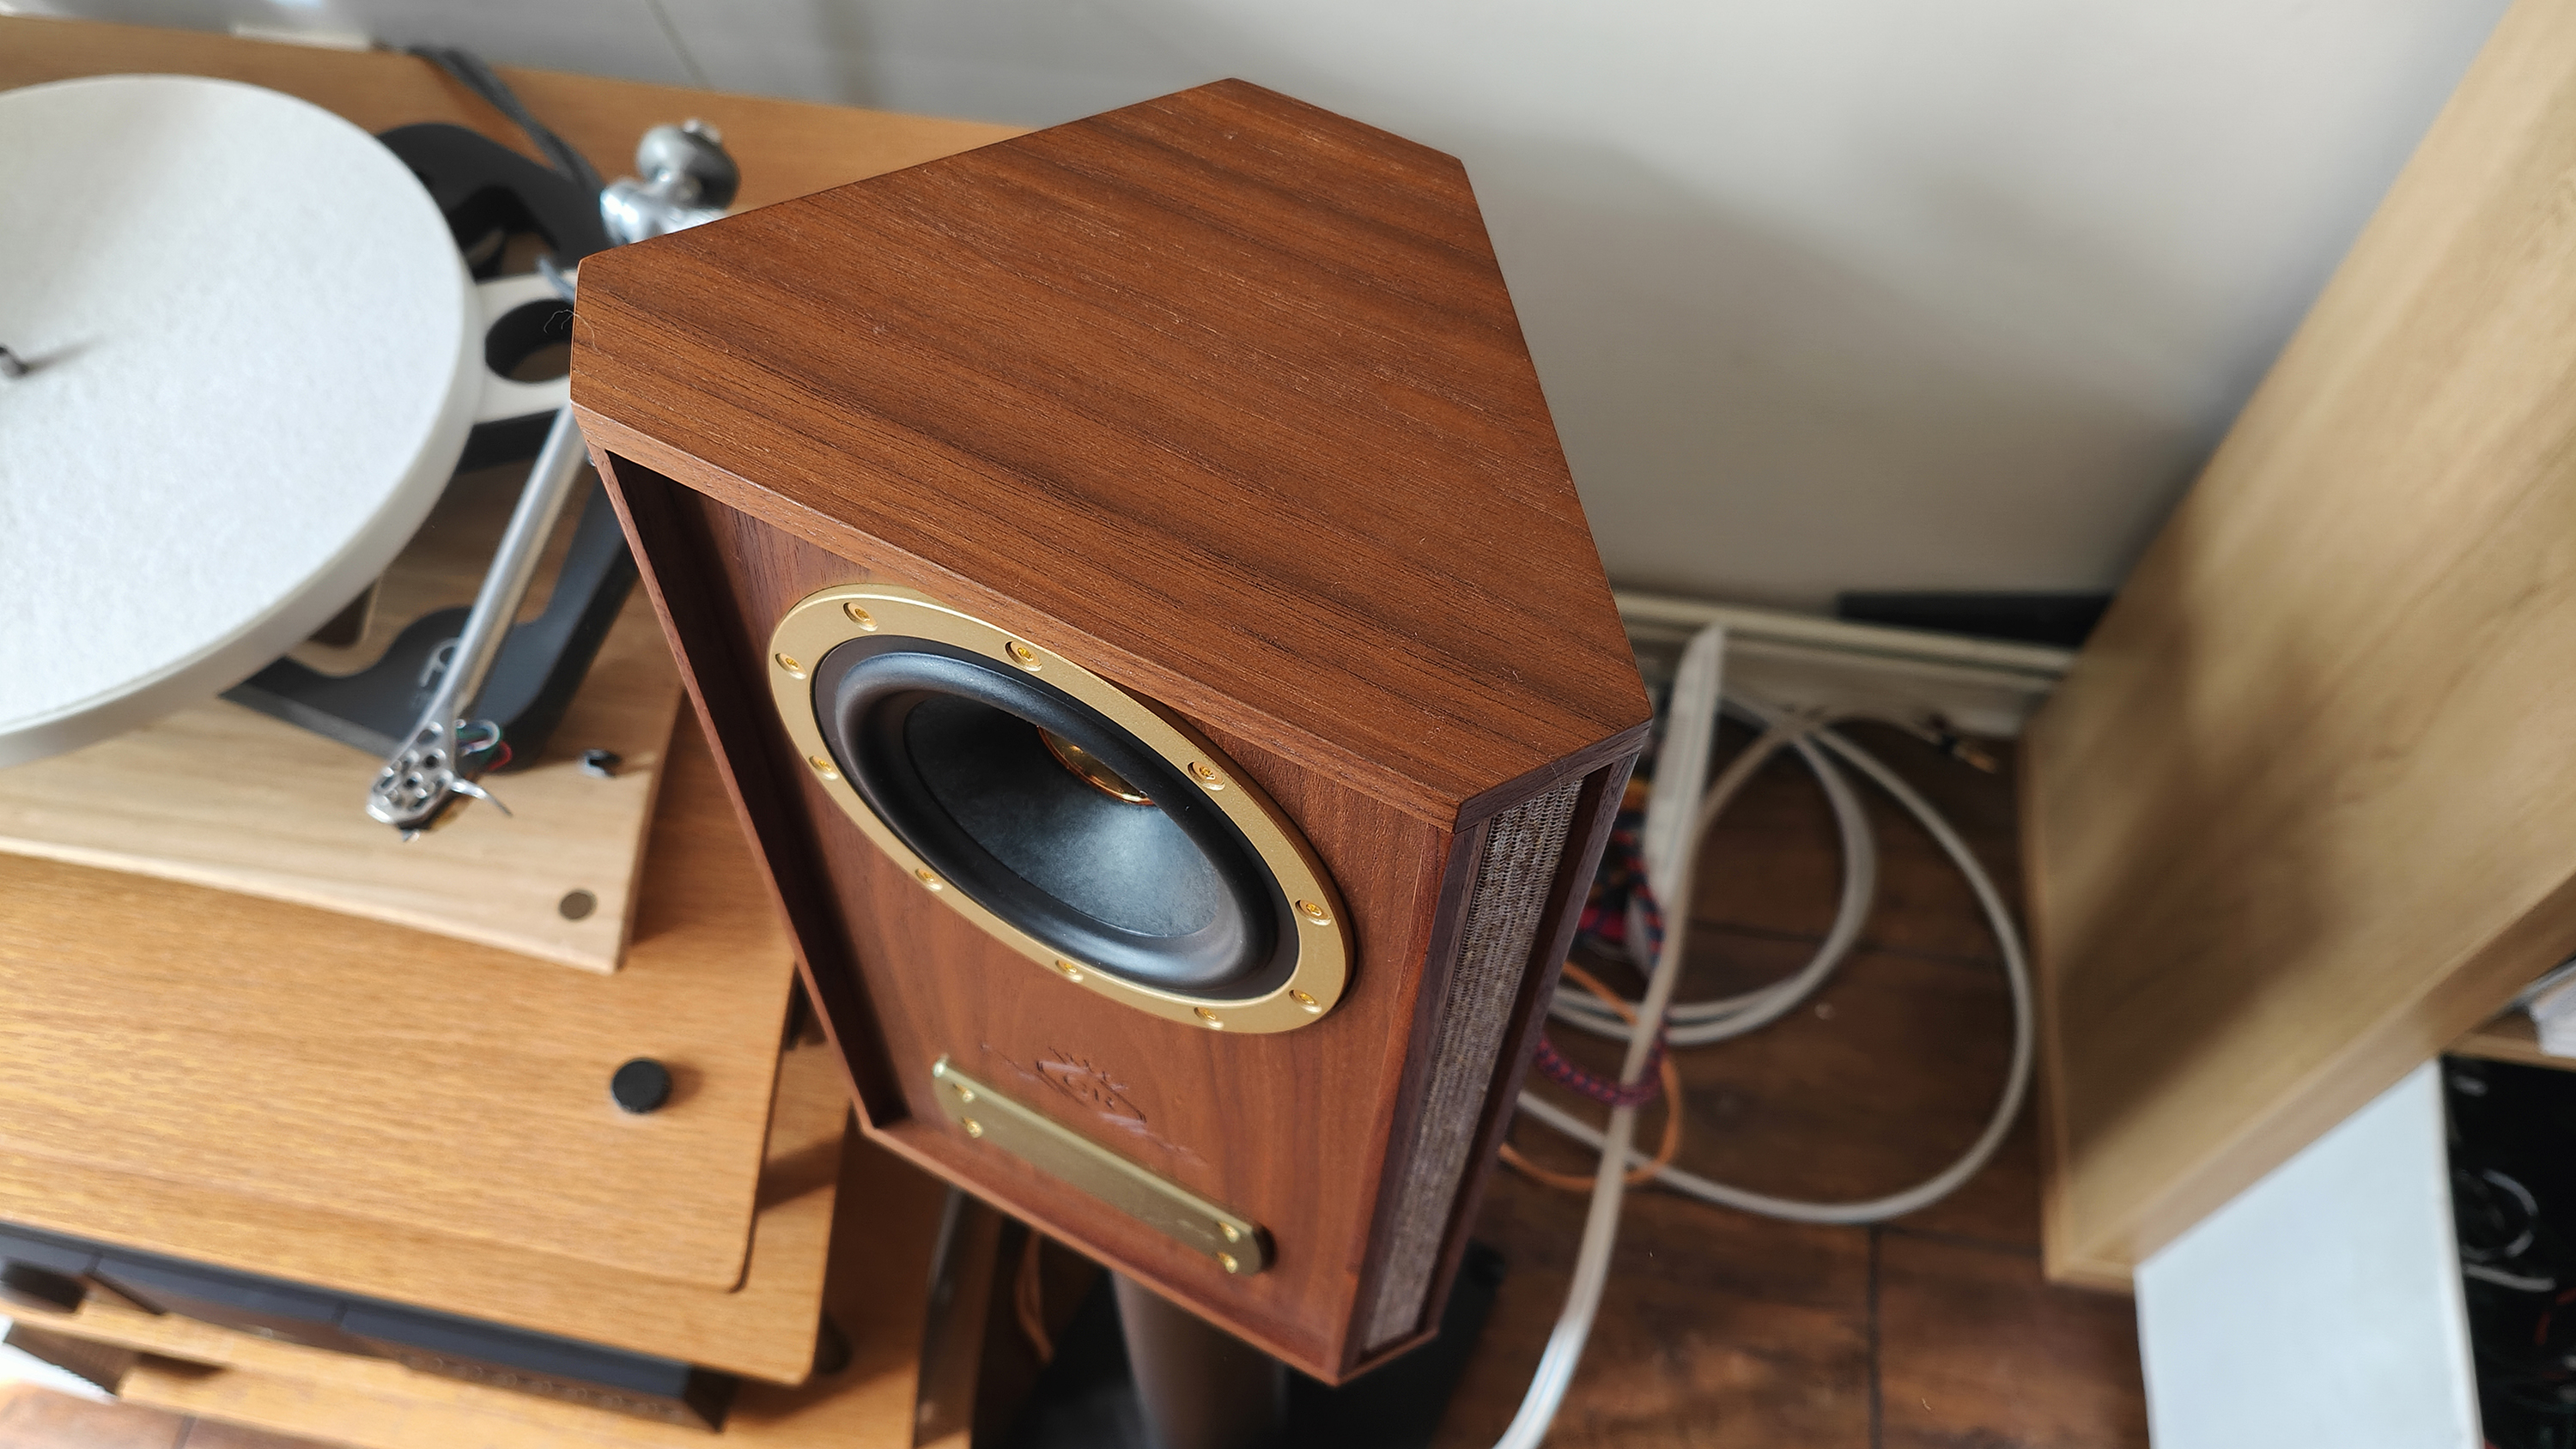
left=1113, top=1276, right=1286, bottom=1449
left=999, top=1243, right=1504, bottom=1449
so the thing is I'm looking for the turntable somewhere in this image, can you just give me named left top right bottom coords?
left=0, top=69, right=725, bottom=968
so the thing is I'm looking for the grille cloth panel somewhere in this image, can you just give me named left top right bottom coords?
left=1360, top=774, right=1585, bottom=1349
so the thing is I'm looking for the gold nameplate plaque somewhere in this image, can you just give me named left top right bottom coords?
left=930, top=1058, right=1270, bottom=1276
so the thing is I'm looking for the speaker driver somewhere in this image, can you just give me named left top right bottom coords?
left=767, top=584, right=1352, bottom=1033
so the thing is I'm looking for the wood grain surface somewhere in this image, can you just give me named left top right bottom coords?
left=574, top=82, right=1649, bottom=1380
left=0, top=714, right=796, bottom=1294
left=0, top=468, right=678, bottom=974
left=2024, top=0, right=2576, bottom=1286
left=571, top=78, right=1645, bottom=829
left=0, top=1033, right=844, bottom=1385
left=40, top=1131, right=950, bottom=1449
left=1876, top=1234, right=2148, bottom=1449
left=597, top=470, right=1529, bottom=1378
left=0, top=15, right=1025, bottom=1367
left=0, top=15, right=1020, bottom=213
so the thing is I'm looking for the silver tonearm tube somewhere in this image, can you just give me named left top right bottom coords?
left=366, top=408, right=590, bottom=834
left=366, top=120, right=738, bottom=835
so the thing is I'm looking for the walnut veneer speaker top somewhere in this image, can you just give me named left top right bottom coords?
left=571, top=79, right=1648, bottom=828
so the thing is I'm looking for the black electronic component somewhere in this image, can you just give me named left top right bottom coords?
left=996, top=1241, right=1507, bottom=1449
left=2445, top=1058, right=2576, bottom=1447
left=89, top=1256, right=381, bottom=1355
left=0, top=1223, right=97, bottom=1281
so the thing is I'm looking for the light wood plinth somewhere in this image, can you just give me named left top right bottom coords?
left=0, top=467, right=682, bottom=974
left=0, top=716, right=798, bottom=1296
left=0, top=974, right=845, bottom=1387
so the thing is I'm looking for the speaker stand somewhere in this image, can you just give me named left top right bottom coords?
left=1114, top=1276, right=1286, bottom=1449
left=999, top=1242, right=1506, bottom=1449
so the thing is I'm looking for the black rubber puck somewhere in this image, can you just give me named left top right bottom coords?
left=611, top=1058, right=674, bottom=1114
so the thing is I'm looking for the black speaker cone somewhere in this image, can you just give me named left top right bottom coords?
left=814, top=637, right=1293, bottom=998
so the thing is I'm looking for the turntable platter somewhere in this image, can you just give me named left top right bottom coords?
left=0, top=75, right=477, bottom=767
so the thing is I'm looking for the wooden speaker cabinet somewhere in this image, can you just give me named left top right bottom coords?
left=569, top=80, right=1649, bottom=1380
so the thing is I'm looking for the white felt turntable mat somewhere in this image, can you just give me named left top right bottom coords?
left=0, top=75, right=477, bottom=767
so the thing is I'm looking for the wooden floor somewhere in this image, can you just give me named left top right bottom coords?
left=0, top=724, right=2144, bottom=1449
left=1436, top=722, right=2148, bottom=1449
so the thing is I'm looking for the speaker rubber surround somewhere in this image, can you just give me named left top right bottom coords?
left=817, top=636, right=1290, bottom=995
left=767, top=583, right=1352, bottom=1034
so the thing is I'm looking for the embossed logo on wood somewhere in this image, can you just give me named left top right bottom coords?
left=1036, top=1052, right=1145, bottom=1125
left=980, top=1043, right=1204, bottom=1166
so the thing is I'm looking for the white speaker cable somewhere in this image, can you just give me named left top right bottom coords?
left=1490, top=624, right=1742, bottom=1449
left=1519, top=714, right=2036, bottom=1226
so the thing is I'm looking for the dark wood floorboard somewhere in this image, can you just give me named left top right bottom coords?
left=1441, top=725, right=2142, bottom=1447
left=1877, top=1234, right=2148, bottom=1449
left=1433, top=1173, right=1873, bottom=1449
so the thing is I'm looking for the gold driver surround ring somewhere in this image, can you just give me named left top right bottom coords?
left=767, top=582, right=1352, bottom=1034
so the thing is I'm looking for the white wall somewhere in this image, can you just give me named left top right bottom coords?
left=15, top=0, right=2512, bottom=606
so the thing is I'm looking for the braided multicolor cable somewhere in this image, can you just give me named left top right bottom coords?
left=1530, top=779, right=1671, bottom=1107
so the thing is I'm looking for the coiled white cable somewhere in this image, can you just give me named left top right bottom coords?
left=1526, top=704, right=2036, bottom=1226
left=1549, top=725, right=1877, bottom=1047
left=1486, top=629, right=2035, bottom=1445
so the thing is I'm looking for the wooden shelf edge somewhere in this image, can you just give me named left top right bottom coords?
left=2448, top=1009, right=2573, bottom=1070
left=22, top=1133, right=952, bottom=1449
